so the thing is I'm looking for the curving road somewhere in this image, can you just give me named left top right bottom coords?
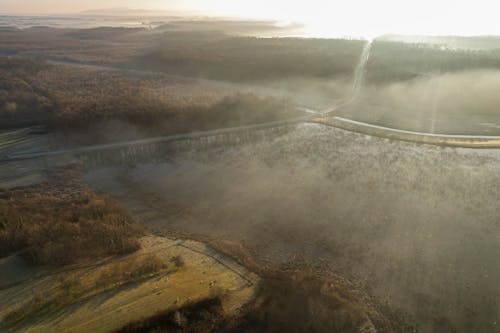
left=3, top=42, right=500, bottom=164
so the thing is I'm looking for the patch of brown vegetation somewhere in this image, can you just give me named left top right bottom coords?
left=0, top=166, right=143, bottom=265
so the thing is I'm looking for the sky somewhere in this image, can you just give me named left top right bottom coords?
left=0, top=0, right=499, bottom=37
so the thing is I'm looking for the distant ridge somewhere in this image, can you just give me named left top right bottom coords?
left=79, top=7, right=188, bottom=17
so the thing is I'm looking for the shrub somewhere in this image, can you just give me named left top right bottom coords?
left=0, top=168, right=143, bottom=265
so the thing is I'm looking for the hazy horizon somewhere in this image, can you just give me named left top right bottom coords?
left=1, top=0, right=500, bottom=38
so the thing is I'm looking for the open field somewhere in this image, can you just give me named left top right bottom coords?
left=329, top=38, right=500, bottom=135
left=0, top=236, right=260, bottom=333
left=86, top=123, right=500, bottom=333
left=366, top=39, right=500, bottom=84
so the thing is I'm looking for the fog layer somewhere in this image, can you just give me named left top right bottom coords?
left=339, top=69, right=500, bottom=135
left=87, top=124, right=500, bottom=332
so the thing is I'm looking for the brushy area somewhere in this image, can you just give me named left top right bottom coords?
left=0, top=167, right=143, bottom=265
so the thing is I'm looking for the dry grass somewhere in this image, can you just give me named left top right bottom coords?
left=4, top=252, right=182, bottom=326
left=0, top=167, right=143, bottom=265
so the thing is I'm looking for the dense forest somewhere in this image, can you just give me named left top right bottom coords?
left=0, top=25, right=360, bottom=141
left=0, top=57, right=299, bottom=142
left=0, top=58, right=53, bottom=127
left=137, top=33, right=365, bottom=82
left=0, top=26, right=364, bottom=83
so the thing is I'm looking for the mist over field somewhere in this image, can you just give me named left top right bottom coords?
left=87, top=123, right=500, bottom=332
left=332, top=39, right=500, bottom=135
left=346, top=70, right=500, bottom=133
left=370, top=70, right=500, bottom=115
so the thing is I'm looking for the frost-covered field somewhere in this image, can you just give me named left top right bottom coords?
left=88, top=123, right=500, bottom=332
